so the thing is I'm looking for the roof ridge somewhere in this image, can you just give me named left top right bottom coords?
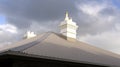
left=10, top=32, right=52, bottom=51
left=50, top=32, right=67, bottom=40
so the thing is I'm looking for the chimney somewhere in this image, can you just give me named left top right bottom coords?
left=23, top=31, right=36, bottom=39
left=59, top=12, right=78, bottom=42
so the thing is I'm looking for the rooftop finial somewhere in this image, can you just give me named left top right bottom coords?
left=65, top=11, right=69, bottom=21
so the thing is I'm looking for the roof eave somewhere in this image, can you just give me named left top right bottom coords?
left=0, top=50, right=109, bottom=67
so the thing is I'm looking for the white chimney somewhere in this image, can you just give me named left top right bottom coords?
left=23, top=31, right=36, bottom=39
left=59, top=12, right=78, bottom=41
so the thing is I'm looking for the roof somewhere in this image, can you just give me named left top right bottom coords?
left=0, top=32, right=120, bottom=67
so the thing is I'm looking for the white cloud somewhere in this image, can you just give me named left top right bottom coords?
left=75, top=1, right=119, bottom=40
left=78, top=2, right=106, bottom=16
left=0, top=24, right=17, bottom=34
left=79, top=25, right=120, bottom=54
left=110, top=49, right=120, bottom=54
left=0, top=24, right=18, bottom=48
left=0, top=42, right=12, bottom=48
left=76, top=1, right=120, bottom=54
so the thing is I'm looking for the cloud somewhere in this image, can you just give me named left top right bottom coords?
left=0, top=0, right=118, bottom=35
left=0, top=0, right=78, bottom=29
left=79, top=30, right=120, bottom=49
left=78, top=2, right=106, bottom=16
left=0, top=24, right=17, bottom=34
left=76, top=0, right=120, bottom=54
left=79, top=23, right=120, bottom=53
left=0, top=23, right=18, bottom=45
left=75, top=0, right=120, bottom=36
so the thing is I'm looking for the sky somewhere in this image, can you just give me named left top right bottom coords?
left=0, top=0, right=120, bottom=54
left=0, top=15, right=5, bottom=24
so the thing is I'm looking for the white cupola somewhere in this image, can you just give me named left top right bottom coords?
left=59, top=12, right=78, bottom=41
left=23, top=31, right=37, bottom=39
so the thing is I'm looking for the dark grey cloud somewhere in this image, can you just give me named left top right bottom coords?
left=0, top=0, right=119, bottom=36
left=0, top=0, right=79, bottom=29
left=100, top=7, right=117, bottom=16
left=6, top=17, right=31, bottom=29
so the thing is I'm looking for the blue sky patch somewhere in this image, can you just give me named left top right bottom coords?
left=0, top=15, right=6, bottom=24
left=112, top=0, right=120, bottom=8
